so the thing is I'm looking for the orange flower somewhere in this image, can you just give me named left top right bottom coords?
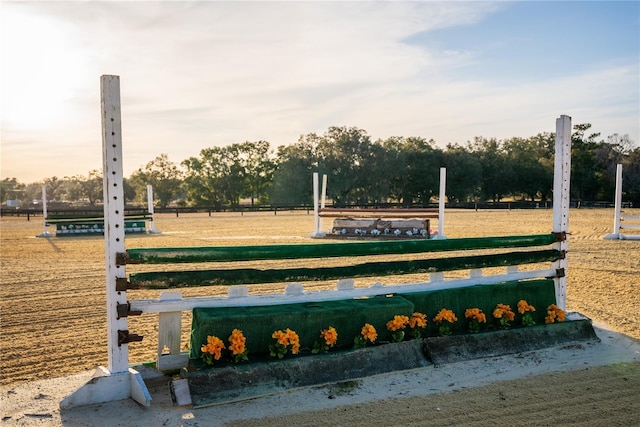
left=433, top=308, right=458, bottom=324
left=361, top=323, right=377, bottom=343
left=285, top=328, right=300, bottom=354
left=272, top=330, right=289, bottom=346
left=201, top=335, right=225, bottom=361
left=545, top=304, right=566, bottom=324
left=464, top=308, right=487, bottom=323
left=320, top=326, right=338, bottom=347
left=386, top=315, right=410, bottom=332
left=493, top=304, right=515, bottom=321
left=409, top=312, right=427, bottom=329
left=228, top=328, right=247, bottom=355
left=271, top=328, right=300, bottom=355
left=517, top=300, right=536, bottom=314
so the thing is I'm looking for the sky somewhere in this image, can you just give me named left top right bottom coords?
left=1, top=1, right=639, bottom=183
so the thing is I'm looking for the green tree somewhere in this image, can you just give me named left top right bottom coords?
left=442, top=144, right=482, bottom=203
left=182, top=146, right=244, bottom=206
left=502, top=136, right=552, bottom=201
left=469, top=137, right=513, bottom=202
left=236, top=141, right=275, bottom=206
left=270, top=136, right=319, bottom=205
left=129, top=154, right=183, bottom=208
left=403, top=137, right=442, bottom=205
left=571, top=123, right=604, bottom=202
left=316, top=126, right=373, bottom=205
left=1, top=178, right=24, bottom=204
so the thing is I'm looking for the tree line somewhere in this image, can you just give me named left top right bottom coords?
left=2, top=123, right=639, bottom=208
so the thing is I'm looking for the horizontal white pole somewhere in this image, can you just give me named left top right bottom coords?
left=129, top=268, right=557, bottom=313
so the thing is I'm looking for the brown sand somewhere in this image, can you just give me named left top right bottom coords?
left=1, top=208, right=639, bottom=425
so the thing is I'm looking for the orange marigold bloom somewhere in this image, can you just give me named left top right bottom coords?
left=272, top=330, right=288, bottom=346
left=228, top=329, right=247, bottom=355
left=545, top=304, right=566, bottom=324
left=409, top=312, right=427, bottom=329
left=386, top=315, right=410, bottom=332
left=434, top=308, right=458, bottom=324
left=517, top=300, right=536, bottom=314
left=285, top=328, right=300, bottom=354
left=321, top=326, right=338, bottom=346
left=464, top=308, right=487, bottom=323
left=361, top=323, right=377, bottom=342
left=493, top=304, right=515, bottom=321
left=201, top=335, right=225, bottom=360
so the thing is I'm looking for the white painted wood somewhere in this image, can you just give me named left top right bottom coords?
left=228, top=286, right=248, bottom=298
left=285, top=283, right=304, bottom=295
left=312, top=172, right=321, bottom=236
left=146, top=184, right=161, bottom=234
left=469, top=268, right=483, bottom=278
left=170, top=379, right=192, bottom=406
left=337, top=278, right=354, bottom=291
left=129, top=368, right=152, bottom=407
left=60, top=368, right=132, bottom=409
left=552, top=115, right=571, bottom=310
left=157, top=353, right=190, bottom=372
left=429, top=272, right=444, bottom=282
left=604, top=164, right=640, bottom=240
left=37, top=186, right=52, bottom=237
left=101, top=74, right=130, bottom=374
left=157, top=292, right=182, bottom=369
left=129, top=267, right=556, bottom=313
left=321, top=174, right=327, bottom=233
left=437, top=167, right=446, bottom=239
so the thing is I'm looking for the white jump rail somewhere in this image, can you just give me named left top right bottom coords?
left=603, top=164, right=640, bottom=240
left=61, top=74, right=572, bottom=409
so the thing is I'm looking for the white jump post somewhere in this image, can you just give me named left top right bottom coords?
left=552, top=115, right=571, bottom=311
left=603, top=164, right=640, bottom=240
left=61, top=75, right=151, bottom=409
left=36, top=185, right=52, bottom=237
left=311, top=172, right=323, bottom=237
left=433, top=167, right=447, bottom=239
left=147, top=184, right=161, bottom=234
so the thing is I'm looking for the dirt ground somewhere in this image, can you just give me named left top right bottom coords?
left=1, top=208, right=639, bottom=425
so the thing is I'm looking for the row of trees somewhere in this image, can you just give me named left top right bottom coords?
left=2, top=124, right=639, bottom=208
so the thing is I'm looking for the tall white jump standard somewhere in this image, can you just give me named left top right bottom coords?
left=603, top=164, right=640, bottom=240
left=433, top=167, right=447, bottom=239
left=36, top=186, right=52, bottom=238
left=311, top=172, right=323, bottom=237
left=147, top=184, right=161, bottom=234
left=61, top=75, right=151, bottom=409
left=552, top=115, right=571, bottom=311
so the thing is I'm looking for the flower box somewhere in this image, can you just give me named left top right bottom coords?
left=186, top=339, right=428, bottom=408
left=424, top=315, right=598, bottom=365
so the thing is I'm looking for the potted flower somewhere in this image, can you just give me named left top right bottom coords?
left=493, top=303, right=515, bottom=328
left=517, top=300, right=536, bottom=326
left=200, top=335, right=225, bottom=365
left=353, top=323, right=377, bottom=348
left=228, top=328, right=249, bottom=362
left=386, top=315, right=410, bottom=343
left=269, top=328, right=300, bottom=359
left=408, top=312, right=428, bottom=338
left=312, top=326, right=338, bottom=354
left=545, top=304, right=566, bottom=324
left=433, top=308, right=457, bottom=336
left=464, top=308, right=487, bottom=333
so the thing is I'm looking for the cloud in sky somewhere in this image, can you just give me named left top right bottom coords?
left=1, top=1, right=638, bottom=183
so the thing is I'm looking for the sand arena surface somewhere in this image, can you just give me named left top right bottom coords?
left=1, top=208, right=639, bottom=388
